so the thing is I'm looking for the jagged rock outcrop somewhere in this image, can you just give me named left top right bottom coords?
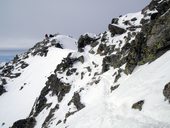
left=28, top=34, right=64, bottom=57
left=124, top=0, right=170, bottom=74
left=55, top=53, right=84, bottom=74
left=68, top=92, right=85, bottom=111
left=78, top=34, right=99, bottom=52
left=30, top=74, right=71, bottom=118
left=108, top=24, right=126, bottom=36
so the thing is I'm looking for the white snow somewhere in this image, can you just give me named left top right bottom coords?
left=33, top=44, right=170, bottom=128
left=60, top=51, right=170, bottom=128
left=0, top=48, right=75, bottom=127
left=49, top=35, right=77, bottom=50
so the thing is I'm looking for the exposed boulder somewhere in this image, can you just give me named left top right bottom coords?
left=108, top=24, right=126, bottom=36
left=131, top=17, right=137, bottom=21
left=78, top=34, right=98, bottom=52
left=163, top=82, right=170, bottom=103
left=97, top=43, right=108, bottom=55
left=102, top=54, right=121, bottom=73
left=77, top=56, right=84, bottom=63
left=132, top=100, right=144, bottom=111
left=11, top=117, right=36, bottom=128
left=90, top=41, right=99, bottom=47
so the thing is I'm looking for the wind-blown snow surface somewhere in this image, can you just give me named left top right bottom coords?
left=0, top=35, right=77, bottom=128
left=40, top=51, right=170, bottom=128
left=49, top=35, right=77, bottom=50
left=68, top=52, right=170, bottom=128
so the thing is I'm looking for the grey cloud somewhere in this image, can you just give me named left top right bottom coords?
left=0, top=0, right=151, bottom=49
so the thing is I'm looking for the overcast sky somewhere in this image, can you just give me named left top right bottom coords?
left=0, top=0, right=151, bottom=51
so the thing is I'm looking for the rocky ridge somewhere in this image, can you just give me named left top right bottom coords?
left=0, top=0, right=170, bottom=128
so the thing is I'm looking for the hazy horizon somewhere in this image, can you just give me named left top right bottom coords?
left=0, top=0, right=151, bottom=51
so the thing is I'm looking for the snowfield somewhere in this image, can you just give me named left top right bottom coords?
left=0, top=35, right=77, bottom=128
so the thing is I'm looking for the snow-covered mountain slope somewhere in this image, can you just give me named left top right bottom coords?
left=0, top=35, right=77, bottom=128
left=0, top=0, right=170, bottom=128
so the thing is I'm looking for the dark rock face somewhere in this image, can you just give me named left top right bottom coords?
left=32, top=85, right=50, bottom=117
left=125, top=32, right=146, bottom=74
left=108, top=24, right=126, bottom=36
left=78, top=34, right=98, bottom=52
left=163, top=82, right=170, bottom=103
left=56, top=53, right=84, bottom=74
left=97, top=43, right=107, bottom=55
left=142, top=0, right=170, bottom=17
left=0, top=85, right=6, bottom=96
left=28, top=39, right=50, bottom=57
left=11, top=117, right=36, bottom=128
left=42, top=104, right=59, bottom=128
left=65, top=92, right=85, bottom=123
left=132, top=100, right=144, bottom=111
left=123, top=0, right=170, bottom=74
left=66, top=68, right=77, bottom=76
left=146, top=10, right=170, bottom=57
left=30, top=74, right=71, bottom=118
left=90, top=41, right=99, bottom=47
left=68, top=92, right=85, bottom=110
left=102, top=54, right=122, bottom=73
left=0, top=64, right=21, bottom=78
left=111, top=18, right=119, bottom=24
left=46, top=74, right=71, bottom=102
left=34, top=47, right=48, bottom=57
